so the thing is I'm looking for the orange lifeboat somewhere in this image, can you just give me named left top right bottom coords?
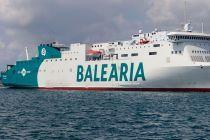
left=140, top=38, right=150, bottom=45
left=87, top=50, right=102, bottom=56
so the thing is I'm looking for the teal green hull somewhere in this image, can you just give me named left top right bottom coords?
left=1, top=44, right=61, bottom=88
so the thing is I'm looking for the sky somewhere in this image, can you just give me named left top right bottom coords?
left=0, top=0, right=210, bottom=70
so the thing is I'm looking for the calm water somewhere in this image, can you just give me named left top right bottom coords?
left=0, top=88, right=210, bottom=139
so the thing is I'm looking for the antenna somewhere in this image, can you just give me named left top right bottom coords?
left=183, top=0, right=192, bottom=32
left=184, top=0, right=187, bottom=23
left=25, top=47, right=29, bottom=60
left=202, top=21, right=204, bottom=33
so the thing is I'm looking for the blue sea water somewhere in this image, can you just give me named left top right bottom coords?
left=0, top=88, right=210, bottom=139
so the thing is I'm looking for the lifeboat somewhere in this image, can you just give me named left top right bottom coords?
left=87, top=50, right=102, bottom=56
left=140, top=38, right=150, bottom=45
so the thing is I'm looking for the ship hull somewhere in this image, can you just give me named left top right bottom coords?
left=34, top=59, right=210, bottom=91
left=2, top=58, right=210, bottom=92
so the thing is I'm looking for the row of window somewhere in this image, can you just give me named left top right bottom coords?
left=45, top=58, right=78, bottom=62
left=116, top=44, right=162, bottom=51
left=205, top=56, right=210, bottom=62
left=169, top=36, right=210, bottom=41
left=171, top=51, right=182, bottom=54
left=191, top=56, right=205, bottom=62
left=117, top=46, right=149, bottom=50
left=191, top=56, right=210, bottom=62
left=192, top=50, right=210, bottom=54
left=92, top=43, right=162, bottom=48
left=62, top=52, right=79, bottom=54
left=92, top=42, right=124, bottom=48
left=121, top=52, right=157, bottom=57
left=92, top=44, right=103, bottom=48
left=39, top=69, right=73, bottom=73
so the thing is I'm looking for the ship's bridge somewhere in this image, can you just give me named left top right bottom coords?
left=51, top=42, right=70, bottom=51
left=167, top=32, right=210, bottom=43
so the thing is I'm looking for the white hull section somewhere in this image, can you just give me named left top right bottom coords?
left=37, top=59, right=210, bottom=89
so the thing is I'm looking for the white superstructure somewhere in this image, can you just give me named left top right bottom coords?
left=33, top=23, right=210, bottom=91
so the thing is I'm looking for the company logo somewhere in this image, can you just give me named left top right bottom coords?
left=21, top=68, right=27, bottom=77
left=77, top=63, right=146, bottom=82
left=41, top=48, right=46, bottom=56
left=19, top=68, right=31, bottom=77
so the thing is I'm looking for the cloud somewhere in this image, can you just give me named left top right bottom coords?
left=147, top=0, right=175, bottom=24
left=0, top=41, right=5, bottom=48
left=0, top=0, right=35, bottom=26
left=147, top=0, right=210, bottom=30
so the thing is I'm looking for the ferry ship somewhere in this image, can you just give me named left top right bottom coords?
left=1, top=23, right=210, bottom=92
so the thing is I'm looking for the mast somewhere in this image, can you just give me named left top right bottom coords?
left=183, top=0, right=192, bottom=32
left=25, top=47, right=29, bottom=60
